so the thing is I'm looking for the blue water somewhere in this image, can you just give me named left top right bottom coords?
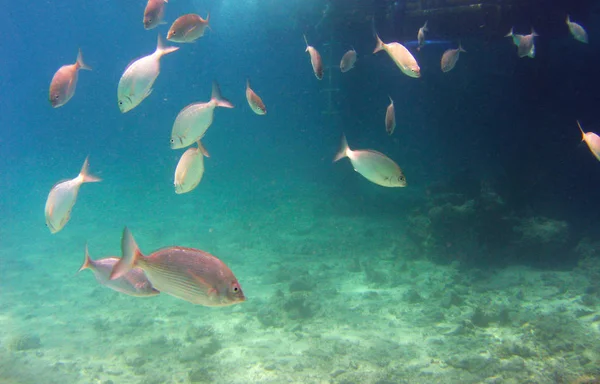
left=2, top=1, right=600, bottom=383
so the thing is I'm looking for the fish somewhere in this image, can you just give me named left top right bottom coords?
left=167, top=13, right=210, bottom=43
left=566, top=15, right=588, bottom=44
left=577, top=121, right=600, bottom=161
left=385, top=96, right=396, bottom=136
left=505, top=27, right=537, bottom=58
left=44, top=157, right=101, bottom=234
left=174, top=141, right=209, bottom=194
left=333, top=135, right=407, bottom=187
left=441, top=43, right=466, bottom=72
left=117, top=35, right=179, bottom=113
left=340, top=48, right=357, bottom=73
left=373, top=32, right=420, bottom=78
left=110, top=227, right=246, bottom=307
left=49, top=49, right=91, bottom=108
left=79, top=245, right=159, bottom=297
left=417, top=21, right=428, bottom=51
left=245, top=79, right=266, bottom=115
left=170, top=81, right=233, bottom=149
left=143, top=0, right=168, bottom=30
left=303, top=35, right=323, bottom=80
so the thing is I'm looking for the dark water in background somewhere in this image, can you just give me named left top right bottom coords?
left=1, top=0, right=600, bottom=272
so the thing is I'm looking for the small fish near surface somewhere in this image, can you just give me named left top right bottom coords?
left=174, top=141, right=209, bottom=194
left=143, top=0, right=168, bottom=30
left=245, top=79, right=266, bottom=115
left=577, top=121, right=600, bottom=161
left=566, top=15, right=588, bottom=44
left=373, top=32, right=420, bottom=78
left=167, top=13, right=210, bottom=43
left=303, top=35, right=323, bottom=80
left=385, top=96, right=396, bottom=136
left=117, top=35, right=179, bottom=113
left=110, top=227, right=246, bottom=307
left=340, top=48, right=357, bottom=73
left=49, top=49, right=91, bottom=108
left=333, top=135, right=407, bottom=188
left=505, top=27, right=538, bottom=58
left=441, top=43, right=466, bottom=73
left=45, top=157, right=101, bottom=234
left=417, top=21, right=428, bottom=51
left=79, top=245, right=159, bottom=297
left=170, top=81, right=233, bottom=149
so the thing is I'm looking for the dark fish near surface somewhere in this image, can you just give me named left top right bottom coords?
left=167, top=13, right=210, bottom=43
left=144, top=0, right=167, bottom=30
left=110, top=227, right=246, bottom=306
left=303, top=35, right=323, bottom=80
left=79, top=245, right=159, bottom=297
left=340, top=48, right=357, bottom=73
left=49, top=49, right=91, bottom=108
left=385, top=96, right=396, bottom=136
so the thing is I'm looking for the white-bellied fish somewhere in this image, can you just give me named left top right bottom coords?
left=505, top=27, right=537, bottom=58
left=167, top=13, right=210, bottom=43
left=385, top=96, right=396, bottom=136
left=334, top=135, right=407, bottom=187
left=441, top=43, right=466, bottom=72
left=79, top=245, right=159, bottom=297
left=373, top=32, right=420, bottom=78
left=110, top=227, right=246, bottom=306
left=577, top=121, right=600, bottom=161
left=340, top=48, right=357, bottom=73
left=143, top=0, right=167, bottom=30
left=417, top=21, right=428, bottom=51
left=117, top=35, right=179, bottom=113
left=174, top=141, right=209, bottom=194
left=246, top=79, right=266, bottom=115
left=49, top=49, right=91, bottom=108
left=170, top=81, right=233, bottom=149
left=566, top=15, right=588, bottom=44
left=45, top=157, right=101, bottom=234
left=303, top=35, right=323, bottom=80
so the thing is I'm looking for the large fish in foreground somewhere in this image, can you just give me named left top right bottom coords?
left=45, top=157, right=101, bottom=234
left=110, top=227, right=246, bottom=306
left=167, top=13, right=210, bottom=43
left=334, top=135, right=407, bottom=187
left=303, top=35, right=323, bottom=80
left=117, top=35, right=179, bottom=113
left=79, top=245, right=159, bottom=297
left=373, top=33, right=420, bottom=78
left=170, top=81, right=233, bottom=149
left=49, top=49, right=91, bottom=108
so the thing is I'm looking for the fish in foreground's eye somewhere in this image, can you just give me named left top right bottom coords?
left=119, top=101, right=123, bottom=105
left=170, top=138, right=174, bottom=143
left=233, top=286, right=239, bottom=292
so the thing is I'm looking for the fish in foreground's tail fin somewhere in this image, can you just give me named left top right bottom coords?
left=110, top=227, right=143, bottom=280
left=156, top=34, right=179, bottom=57
left=334, top=134, right=350, bottom=162
left=576, top=120, right=586, bottom=142
left=76, top=49, right=92, bottom=71
left=211, top=81, right=234, bottom=108
left=78, top=244, right=93, bottom=272
left=79, top=156, right=101, bottom=183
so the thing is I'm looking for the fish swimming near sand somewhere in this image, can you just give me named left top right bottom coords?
left=79, top=245, right=159, bottom=297
left=45, top=157, right=101, bottom=234
left=167, top=13, right=210, bottom=43
left=110, top=227, right=246, bottom=306
left=174, top=141, right=209, bottom=194
left=170, top=80, right=233, bottom=149
left=49, top=49, right=91, bottom=108
left=334, top=135, right=407, bottom=187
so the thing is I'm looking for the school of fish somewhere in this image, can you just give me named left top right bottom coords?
left=44, top=3, right=594, bottom=305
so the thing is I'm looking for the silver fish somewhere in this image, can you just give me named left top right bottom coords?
left=417, top=21, right=428, bottom=51
left=110, top=227, right=246, bottom=306
left=340, top=48, right=357, bottom=73
left=373, top=32, right=420, bottom=78
left=303, top=35, right=323, bottom=80
left=566, top=15, right=588, bottom=44
left=174, top=141, right=209, bottom=194
left=117, top=35, right=179, bottom=113
left=385, top=96, right=396, bottom=136
left=170, top=81, right=233, bottom=149
left=505, top=27, right=537, bottom=58
left=49, top=49, right=91, bottom=108
left=45, top=157, right=101, bottom=234
left=441, top=43, right=466, bottom=72
left=79, top=245, right=159, bottom=297
left=334, top=135, right=406, bottom=188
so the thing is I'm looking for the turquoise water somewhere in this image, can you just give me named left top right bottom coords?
left=2, top=1, right=600, bottom=383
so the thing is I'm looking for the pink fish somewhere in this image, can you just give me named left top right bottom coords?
left=79, top=245, right=159, bottom=297
left=303, top=35, right=323, bottom=80
left=110, top=227, right=246, bottom=306
left=167, top=13, right=210, bottom=43
left=143, top=0, right=167, bottom=30
left=49, top=49, right=91, bottom=108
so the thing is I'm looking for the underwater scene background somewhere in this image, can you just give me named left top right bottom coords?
left=2, top=0, right=600, bottom=383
